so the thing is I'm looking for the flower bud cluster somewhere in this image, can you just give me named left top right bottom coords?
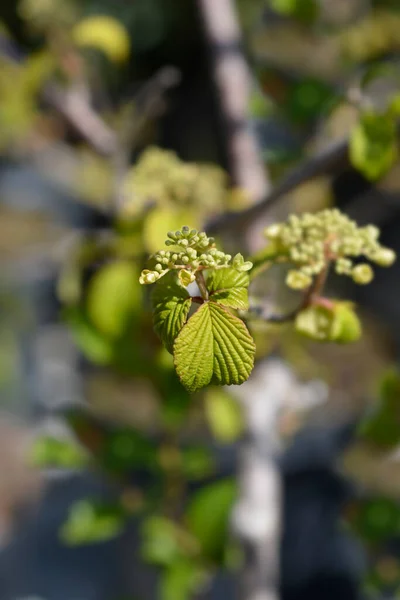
left=264, top=209, right=396, bottom=290
left=139, top=226, right=252, bottom=285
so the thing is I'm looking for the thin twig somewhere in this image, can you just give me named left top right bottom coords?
left=43, top=83, right=118, bottom=156
left=249, top=263, right=330, bottom=324
left=111, top=66, right=181, bottom=212
left=206, top=138, right=349, bottom=233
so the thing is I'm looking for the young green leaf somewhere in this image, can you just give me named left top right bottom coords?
left=87, top=261, right=140, bottom=338
left=174, top=302, right=255, bottom=393
left=161, top=559, right=205, bottom=600
left=207, top=267, right=250, bottom=310
left=186, top=478, right=237, bottom=563
left=60, top=500, right=125, bottom=546
left=349, top=112, right=397, bottom=181
left=205, top=388, right=244, bottom=443
left=358, top=369, right=400, bottom=449
left=295, top=302, right=361, bottom=343
left=152, top=272, right=192, bottom=353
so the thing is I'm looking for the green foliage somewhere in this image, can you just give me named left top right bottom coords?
left=295, top=302, right=362, bottom=343
left=60, top=500, right=126, bottom=545
left=99, top=429, right=158, bottom=474
left=206, top=266, right=250, bottom=310
left=174, top=302, right=255, bottom=393
left=152, top=271, right=192, bottom=353
left=31, top=436, right=88, bottom=469
left=350, top=497, right=400, bottom=543
left=205, top=388, right=244, bottom=443
left=141, top=516, right=198, bottom=566
left=65, top=306, right=114, bottom=365
left=186, top=478, right=237, bottom=563
left=359, top=369, right=400, bottom=448
left=269, top=0, right=319, bottom=22
left=160, top=559, right=205, bottom=600
left=141, top=227, right=255, bottom=391
left=181, top=447, right=215, bottom=481
left=87, top=261, right=140, bottom=338
left=349, top=112, right=398, bottom=181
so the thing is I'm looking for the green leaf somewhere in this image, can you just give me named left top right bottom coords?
left=141, top=517, right=198, bottom=567
left=31, top=436, right=88, bottom=469
left=181, top=446, right=214, bottom=480
left=87, top=261, right=140, bottom=338
left=295, top=302, right=361, bottom=343
left=161, top=559, right=205, bottom=600
left=207, top=267, right=250, bottom=310
left=186, top=479, right=236, bottom=563
left=100, top=428, right=157, bottom=474
left=359, top=369, right=400, bottom=449
left=141, top=517, right=183, bottom=566
left=270, top=0, right=319, bottom=22
left=350, top=498, right=400, bottom=543
left=65, top=307, right=114, bottom=365
left=60, top=500, right=125, bottom=546
left=205, top=388, right=244, bottom=443
left=143, top=207, right=199, bottom=253
left=174, top=302, right=255, bottom=393
left=152, top=272, right=192, bottom=353
left=349, top=112, right=398, bottom=181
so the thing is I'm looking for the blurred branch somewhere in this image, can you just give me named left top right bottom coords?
left=43, top=83, right=118, bottom=156
left=207, top=138, right=349, bottom=234
left=197, top=0, right=270, bottom=204
left=111, top=66, right=181, bottom=212
left=196, top=3, right=281, bottom=599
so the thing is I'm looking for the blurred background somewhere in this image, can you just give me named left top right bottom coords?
left=1, top=1, right=400, bottom=599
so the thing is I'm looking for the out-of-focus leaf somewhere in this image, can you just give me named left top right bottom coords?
left=186, top=479, right=236, bottom=562
left=350, top=497, right=400, bottom=543
left=31, top=436, right=88, bottom=469
left=143, top=207, right=199, bottom=254
left=73, top=15, right=130, bottom=63
left=181, top=447, right=215, bottom=481
left=60, top=500, right=126, bottom=546
left=359, top=369, right=400, bottom=448
left=270, top=0, right=319, bottom=22
left=65, top=307, right=114, bottom=365
left=87, top=261, right=140, bottom=339
left=295, top=302, right=362, bottom=343
left=285, top=78, right=336, bottom=125
left=100, top=428, right=157, bottom=474
left=141, top=517, right=197, bottom=567
left=204, top=388, right=244, bottom=443
left=349, top=112, right=397, bottom=180
left=160, top=559, right=205, bottom=600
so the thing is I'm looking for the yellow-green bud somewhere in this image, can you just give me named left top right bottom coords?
left=286, top=270, right=312, bottom=290
left=372, top=247, right=396, bottom=267
left=139, top=270, right=158, bottom=285
left=352, top=264, right=374, bottom=285
left=265, top=223, right=282, bottom=239
left=330, top=302, right=362, bottom=343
